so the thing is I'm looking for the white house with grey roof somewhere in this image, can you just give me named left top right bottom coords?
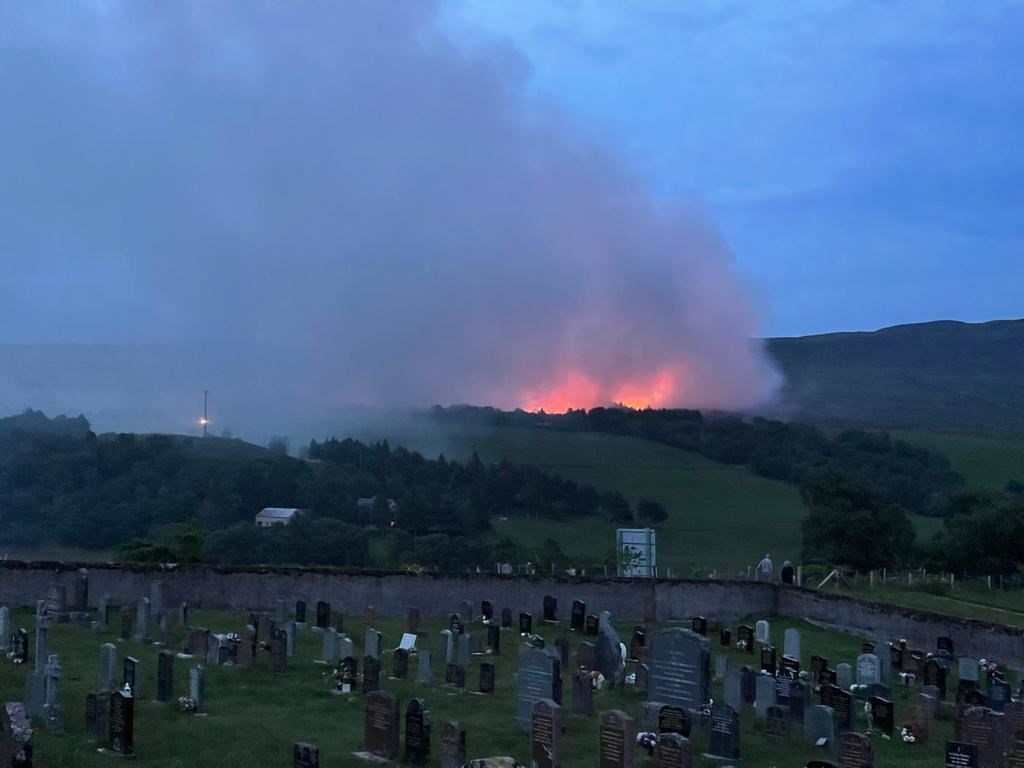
left=255, top=507, right=304, bottom=527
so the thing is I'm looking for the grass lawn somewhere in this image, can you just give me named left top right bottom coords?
left=893, top=430, right=1024, bottom=491
left=834, top=583, right=1024, bottom=628
left=1, top=607, right=969, bottom=767
left=354, top=424, right=807, bottom=574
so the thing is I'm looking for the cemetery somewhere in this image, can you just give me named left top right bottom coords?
left=3, top=568, right=1023, bottom=766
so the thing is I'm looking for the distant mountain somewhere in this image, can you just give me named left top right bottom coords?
left=764, top=319, right=1024, bottom=433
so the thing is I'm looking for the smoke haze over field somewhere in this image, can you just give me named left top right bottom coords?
left=0, top=1, right=779, bottom=433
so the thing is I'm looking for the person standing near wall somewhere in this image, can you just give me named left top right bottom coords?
left=780, top=560, right=795, bottom=585
left=756, top=553, right=774, bottom=581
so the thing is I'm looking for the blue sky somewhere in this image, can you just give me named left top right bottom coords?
left=442, top=0, right=1024, bottom=335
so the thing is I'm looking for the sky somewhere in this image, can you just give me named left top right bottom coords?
left=444, top=0, right=1024, bottom=335
left=0, top=0, right=1021, bottom=428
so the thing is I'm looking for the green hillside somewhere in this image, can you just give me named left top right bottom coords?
left=893, top=430, right=1024, bottom=491
left=355, top=423, right=805, bottom=573
left=765, top=318, right=1024, bottom=433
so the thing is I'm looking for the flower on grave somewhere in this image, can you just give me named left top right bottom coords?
left=899, top=672, right=916, bottom=685
left=178, top=696, right=197, bottom=713
left=226, top=632, right=239, bottom=642
left=900, top=724, right=919, bottom=743
left=591, top=671, right=606, bottom=691
left=624, top=673, right=636, bottom=686
left=736, top=640, right=747, bottom=651
left=636, top=732, right=657, bottom=754
left=122, top=683, right=133, bottom=698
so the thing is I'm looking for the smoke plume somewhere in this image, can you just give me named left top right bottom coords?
left=0, top=1, right=779, bottom=432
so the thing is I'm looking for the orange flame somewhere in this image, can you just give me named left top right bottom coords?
left=519, top=366, right=680, bottom=413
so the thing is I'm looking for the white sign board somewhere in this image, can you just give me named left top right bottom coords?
left=616, top=527, right=657, bottom=578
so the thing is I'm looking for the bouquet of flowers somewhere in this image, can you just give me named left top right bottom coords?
left=636, top=732, right=657, bottom=755
left=5, top=651, right=23, bottom=665
left=178, top=696, right=197, bottom=713
left=899, top=724, right=919, bottom=743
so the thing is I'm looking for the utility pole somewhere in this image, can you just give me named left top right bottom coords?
left=201, top=389, right=209, bottom=438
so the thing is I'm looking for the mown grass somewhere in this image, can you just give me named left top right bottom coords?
left=0, top=606, right=967, bottom=767
left=835, top=583, right=1024, bottom=628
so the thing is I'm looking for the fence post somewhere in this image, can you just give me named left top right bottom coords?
left=908, top=572, right=913, bottom=586
left=883, top=568, right=887, bottom=583
left=797, top=565, right=802, bottom=586
left=949, top=573, right=954, bottom=589
left=988, top=575, right=993, bottom=590
left=870, top=570, right=875, bottom=590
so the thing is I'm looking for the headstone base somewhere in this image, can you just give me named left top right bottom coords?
left=352, top=752, right=392, bottom=764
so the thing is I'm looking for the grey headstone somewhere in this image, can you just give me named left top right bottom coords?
left=804, top=704, right=837, bottom=747
left=724, top=669, right=742, bottom=711
left=189, top=665, right=206, bottom=713
left=856, top=654, right=880, bottom=686
left=322, top=628, right=339, bottom=663
left=715, top=654, right=729, bottom=680
left=648, top=627, right=710, bottom=712
left=364, top=628, right=382, bottom=660
left=783, top=627, right=800, bottom=660
left=99, top=643, right=118, bottom=691
left=705, top=702, right=740, bottom=760
left=337, top=635, right=354, bottom=661
left=959, top=657, right=979, bottom=682
left=133, top=597, right=150, bottom=643
left=836, top=662, right=852, bottom=690
left=458, top=634, right=471, bottom=667
left=755, top=620, right=770, bottom=644
left=417, top=650, right=433, bottom=684
left=439, top=629, right=453, bottom=664
left=516, top=647, right=558, bottom=730
left=755, top=674, right=776, bottom=719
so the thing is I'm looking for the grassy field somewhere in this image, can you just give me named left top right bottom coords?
left=1, top=606, right=969, bottom=767
left=834, top=583, right=1024, bottom=627
left=354, top=423, right=806, bottom=574
left=893, top=430, right=1024, bottom=491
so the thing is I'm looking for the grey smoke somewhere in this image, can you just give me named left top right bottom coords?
left=0, top=1, right=779, bottom=436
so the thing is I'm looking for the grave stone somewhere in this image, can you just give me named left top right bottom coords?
left=737, top=624, right=754, bottom=653
left=724, top=669, right=742, bottom=711
left=189, top=664, right=206, bottom=712
left=404, top=698, right=430, bottom=766
left=502, top=608, right=513, bottom=629
left=1005, top=728, right=1024, bottom=768
left=756, top=674, right=777, bottom=718
left=295, top=600, right=307, bottom=625
left=911, top=692, right=936, bottom=742
left=517, top=648, right=559, bottom=730
left=784, top=627, right=801, bottom=660
left=572, top=670, right=594, bottom=716
left=458, top=633, right=471, bottom=667
left=629, top=627, right=647, bottom=663
left=531, top=699, right=562, bottom=768
left=820, top=667, right=838, bottom=688
left=157, top=650, right=174, bottom=702
left=337, top=635, right=354, bottom=662
left=705, top=703, right=740, bottom=761
left=571, top=600, right=585, bottom=632
left=577, top=641, right=595, bottom=670
left=119, top=607, right=132, bottom=641
left=407, top=608, right=420, bottom=635
left=99, top=643, right=117, bottom=691
left=988, top=677, right=1012, bottom=712
left=543, top=595, right=558, bottom=623
left=755, top=619, right=770, bottom=644
left=43, top=653, right=64, bottom=734
left=459, top=599, right=474, bottom=623
left=393, top=648, right=409, bottom=680
left=108, top=689, right=134, bottom=756
left=440, top=721, right=466, bottom=768
left=944, top=741, right=978, bottom=767
left=856, top=654, right=880, bottom=687
left=364, top=690, right=399, bottom=760
left=904, top=649, right=925, bottom=676
left=341, top=656, right=358, bottom=690
left=789, top=680, right=807, bottom=722
left=416, top=650, right=432, bottom=684
left=481, top=600, right=494, bottom=623
left=836, top=662, right=853, bottom=690
left=520, top=612, right=533, bottom=635
left=188, top=627, right=209, bottom=656
left=293, top=742, right=319, bottom=768
left=960, top=658, right=980, bottom=683
left=761, top=645, right=777, bottom=675
left=598, top=709, right=634, bottom=768
left=271, top=628, right=288, bottom=673
left=207, top=633, right=223, bottom=665
left=766, top=704, right=788, bottom=738
left=656, top=733, right=692, bottom=768
left=776, top=666, right=797, bottom=706
left=445, top=662, right=466, bottom=689
left=586, top=614, right=599, bottom=637
left=838, top=732, right=874, bottom=768
left=937, top=636, right=954, bottom=656
left=889, top=644, right=903, bottom=672
left=122, top=656, right=140, bottom=698
left=237, top=626, right=256, bottom=666
left=741, top=666, right=757, bottom=704
left=954, top=705, right=1005, bottom=766
left=868, top=695, right=894, bottom=735
left=690, top=616, right=707, bottom=636
left=658, top=705, right=691, bottom=737
left=924, top=658, right=948, bottom=700
left=322, top=628, right=339, bottom=663
left=805, top=704, right=837, bottom=748
left=440, top=629, right=454, bottom=664
left=595, top=612, right=625, bottom=687
left=781, top=654, right=801, bottom=676
left=316, top=601, right=330, bottom=629
left=719, top=628, right=731, bottom=647
left=811, top=655, right=829, bottom=684
left=822, top=685, right=853, bottom=731
left=647, top=627, right=710, bottom=712
left=133, top=597, right=150, bottom=643
left=363, top=655, right=381, bottom=693
left=715, top=654, right=729, bottom=680
left=85, top=691, right=109, bottom=740
left=479, top=661, right=495, bottom=694
left=449, top=614, right=464, bottom=636
left=365, top=628, right=382, bottom=660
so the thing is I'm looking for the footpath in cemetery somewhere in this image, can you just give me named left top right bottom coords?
left=3, top=571, right=1024, bottom=767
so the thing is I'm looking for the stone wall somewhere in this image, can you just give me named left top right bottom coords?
left=2, top=561, right=1022, bottom=665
